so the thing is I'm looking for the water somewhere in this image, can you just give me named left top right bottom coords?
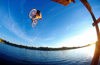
left=0, top=42, right=97, bottom=65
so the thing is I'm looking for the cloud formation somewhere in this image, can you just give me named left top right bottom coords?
left=1, top=11, right=38, bottom=45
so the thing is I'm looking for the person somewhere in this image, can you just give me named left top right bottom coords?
left=29, top=9, right=42, bottom=27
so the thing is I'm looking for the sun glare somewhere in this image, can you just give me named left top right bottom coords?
left=81, top=44, right=95, bottom=57
left=59, top=27, right=97, bottom=47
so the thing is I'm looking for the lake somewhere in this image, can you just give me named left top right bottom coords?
left=0, top=42, right=99, bottom=65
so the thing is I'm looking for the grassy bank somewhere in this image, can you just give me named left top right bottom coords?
left=0, top=38, right=95, bottom=51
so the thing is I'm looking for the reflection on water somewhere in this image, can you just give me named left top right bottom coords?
left=80, top=45, right=95, bottom=57
left=0, top=43, right=97, bottom=65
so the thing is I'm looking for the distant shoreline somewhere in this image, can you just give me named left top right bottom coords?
left=0, top=38, right=95, bottom=51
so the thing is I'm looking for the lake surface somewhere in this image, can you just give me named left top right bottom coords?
left=0, top=42, right=99, bottom=65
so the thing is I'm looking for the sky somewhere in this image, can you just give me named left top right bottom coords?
left=0, top=0, right=100, bottom=47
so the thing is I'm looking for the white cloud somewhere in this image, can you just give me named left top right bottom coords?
left=1, top=12, right=38, bottom=45
left=43, top=36, right=55, bottom=41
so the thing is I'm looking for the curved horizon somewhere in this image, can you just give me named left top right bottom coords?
left=0, top=38, right=95, bottom=50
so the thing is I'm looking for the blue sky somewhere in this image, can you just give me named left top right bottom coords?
left=0, top=0, right=100, bottom=47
